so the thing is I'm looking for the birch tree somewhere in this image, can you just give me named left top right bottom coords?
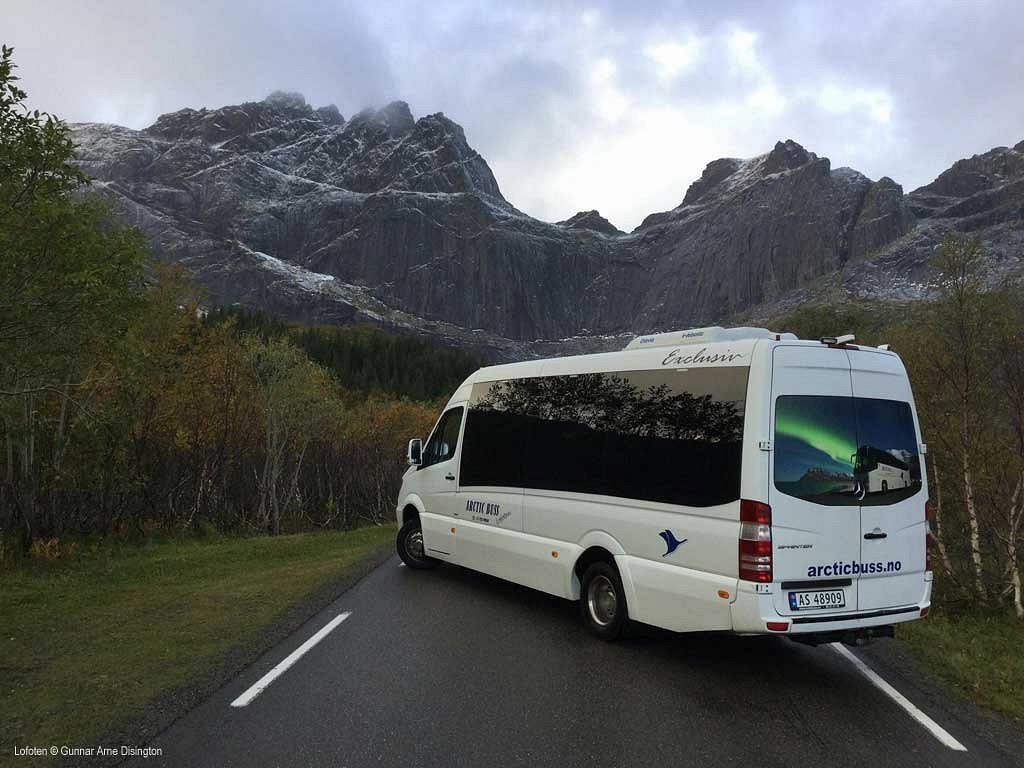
left=924, top=236, right=992, bottom=602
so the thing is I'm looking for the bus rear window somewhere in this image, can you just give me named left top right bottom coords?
left=774, top=395, right=922, bottom=506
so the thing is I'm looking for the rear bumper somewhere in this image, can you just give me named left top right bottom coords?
left=730, top=575, right=931, bottom=634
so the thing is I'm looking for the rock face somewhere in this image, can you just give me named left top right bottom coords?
left=813, top=141, right=1024, bottom=307
left=623, top=140, right=919, bottom=328
left=71, top=96, right=1024, bottom=356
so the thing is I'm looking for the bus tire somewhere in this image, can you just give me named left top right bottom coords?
left=397, top=519, right=439, bottom=570
left=580, top=561, right=628, bottom=640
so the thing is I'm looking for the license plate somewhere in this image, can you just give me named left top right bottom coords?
left=788, top=589, right=846, bottom=611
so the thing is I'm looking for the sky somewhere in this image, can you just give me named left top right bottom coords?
left=4, top=0, right=1023, bottom=230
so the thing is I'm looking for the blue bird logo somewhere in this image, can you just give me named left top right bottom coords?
left=659, top=530, right=687, bottom=557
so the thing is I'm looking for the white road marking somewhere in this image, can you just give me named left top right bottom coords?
left=230, top=612, right=351, bottom=708
left=831, top=643, right=967, bottom=751
left=398, top=562, right=405, bottom=567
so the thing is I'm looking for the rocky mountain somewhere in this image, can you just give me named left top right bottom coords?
left=752, top=138, right=1024, bottom=319
left=71, top=93, right=1024, bottom=358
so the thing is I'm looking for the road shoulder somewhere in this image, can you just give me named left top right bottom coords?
left=88, top=537, right=395, bottom=766
left=860, top=637, right=1024, bottom=766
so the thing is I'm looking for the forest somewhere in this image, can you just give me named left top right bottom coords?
left=0, top=46, right=472, bottom=552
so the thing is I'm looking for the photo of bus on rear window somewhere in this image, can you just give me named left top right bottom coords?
left=774, top=395, right=922, bottom=506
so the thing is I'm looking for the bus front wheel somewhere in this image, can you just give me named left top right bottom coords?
left=397, top=520, right=439, bottom=570
left=580, top=561, right=628, bottom=640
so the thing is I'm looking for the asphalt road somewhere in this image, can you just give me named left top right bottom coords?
left=136, top=557, right=1024, bottom=768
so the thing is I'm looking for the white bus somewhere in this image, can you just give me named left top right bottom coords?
left=395, top=327, right=931, bottom=643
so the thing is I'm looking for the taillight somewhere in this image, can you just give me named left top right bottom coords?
left=739, top=499, right=772, bottom=582
left=925, top=499, right=933, bottom=571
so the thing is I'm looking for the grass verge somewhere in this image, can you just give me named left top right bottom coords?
left=898, top=610, right=1024, bottom=723
left=0, top=526, right=395, bottom=764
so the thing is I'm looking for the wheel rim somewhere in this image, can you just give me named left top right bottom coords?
left=587, top=574, right=618, bottom=626
left=407, top=529, right=425, bottom=559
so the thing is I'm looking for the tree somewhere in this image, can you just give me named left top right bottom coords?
left=0, top=45, right=146, bottom=546
left=243, top=336, right=337, bottom=535
left=991, top=296, right=1024, bottom=619
left=926, top=236, right=992, bottom=603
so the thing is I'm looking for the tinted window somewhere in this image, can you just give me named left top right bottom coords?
left=460, top=367, right=748, bottom=507
left=774, top=396, right=922, bottom=506
left=421, top=407, right=463, bottom=468
left=459, top=406, right=527, bottom=486
left=854, top=398, right=923, bottom=506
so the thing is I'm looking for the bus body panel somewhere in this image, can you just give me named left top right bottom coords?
left=618, top=556, right=736, bottom=631
left=731, top=578, right=930, bottom=634
left=523, top=490, right=741, bottom=632
left=415, top=401, right=469, bottom=559
left=454, top=515, right=577, bottom=599
left=420, top=511, right=457, bottom=560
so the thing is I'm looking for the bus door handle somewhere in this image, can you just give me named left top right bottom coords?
left=864, top=529, right=888, bottom=540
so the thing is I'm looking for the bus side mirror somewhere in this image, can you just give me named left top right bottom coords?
left=407, top=438, right=422, bottom=466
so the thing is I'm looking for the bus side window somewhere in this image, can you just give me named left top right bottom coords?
left=422, top=407, right=464, bottom=468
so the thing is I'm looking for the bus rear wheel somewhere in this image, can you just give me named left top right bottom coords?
left=397, top=519, right=439, bottom=570
left=580, top=561, right=628, bottom=640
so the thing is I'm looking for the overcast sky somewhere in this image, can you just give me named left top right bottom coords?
left=4, top=0, right=1023, bottom=229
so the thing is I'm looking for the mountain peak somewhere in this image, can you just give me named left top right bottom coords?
left=915, top=140, right=1024, bottom=199
left=378, top=100, right=414, bottom=131
left=264, top=90, right=308, bottom=110
left=315, top=104, right=344, bottom=126
left=557, top=210, right=622, bottom=236
left=144, top=91, right=320, bottom=143
left=350, top=100, right=416, bottom=138
left=681, top=157, right=744, bottom=205
left=763, top=139, right=815, bottom=174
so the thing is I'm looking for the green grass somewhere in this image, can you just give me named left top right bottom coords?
left=899, top=610, right=1024, bottom=723
left=0, top=526, right=395, bottom=763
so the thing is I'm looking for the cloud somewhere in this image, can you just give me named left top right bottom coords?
left=645, top=36, right=704, bottom=81
left=590, top=57, right=629, bottom=122
left=818, top=84, right=893, bottom=124
left=726, top=27, right=761, bottom=73
left=746, top=82, right=786, bottom=116
left=4, top=0, right=1023, bottom=230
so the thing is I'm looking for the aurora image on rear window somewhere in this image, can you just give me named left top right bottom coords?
left=774, top=395, right=922, bottom=506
